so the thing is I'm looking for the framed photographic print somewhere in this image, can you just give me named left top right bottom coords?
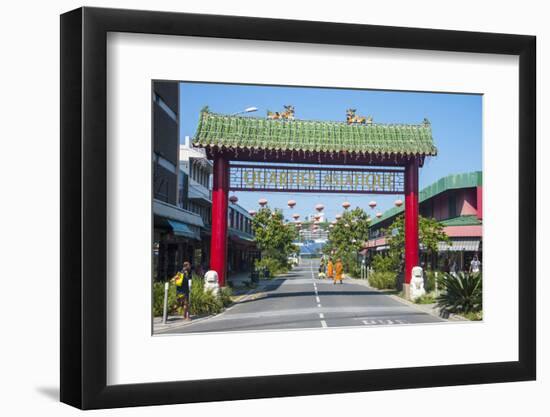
left=60, top=6, right=536, bottom=410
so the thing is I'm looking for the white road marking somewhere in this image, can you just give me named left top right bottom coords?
left=310, top=260, right=327, bottom=327
left=362, top=319, right=409, bottom=326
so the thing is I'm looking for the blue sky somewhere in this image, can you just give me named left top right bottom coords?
left=179, top=82, right=482, bottom=222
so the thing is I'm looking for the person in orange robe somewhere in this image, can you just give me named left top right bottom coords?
left=326, top=259, right=334, bottom=280
left=334, top=259, right=344, bottom=284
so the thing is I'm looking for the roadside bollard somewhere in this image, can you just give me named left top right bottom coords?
left=188, top=278, right=192, bottom=314
left=162, top=281, right=169, bottom=324
left=434, top=272, right=439, bottom=297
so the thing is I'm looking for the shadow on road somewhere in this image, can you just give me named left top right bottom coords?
left=236, top=289, right=384, bottom=305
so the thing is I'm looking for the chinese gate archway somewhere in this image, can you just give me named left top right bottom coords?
left=193, top=110, right=437, bottom=297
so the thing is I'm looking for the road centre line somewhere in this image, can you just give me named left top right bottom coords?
left=309, top=260, right=326, bottom=326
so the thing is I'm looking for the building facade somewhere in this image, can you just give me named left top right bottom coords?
left=152, top=81, right=204, bottom=281
left=366, top=171, right=482, bottom=272
left=179, top=138, right=258, bottom=278
left=179, top=140, right=213, bottom=271
left=227, top=202, right=258, bottom=276
left=153, top=95, right=259, bottom=282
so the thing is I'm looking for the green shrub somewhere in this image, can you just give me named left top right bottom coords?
left=255, top=257, right=288, bottom=278
left=371, top=254, right=397, bottom=273
left=424, top=270, right=443, bottom=292
left=368, top=271, right=397, bottom=290
left=414, top=293, right=436, bottom=304
left=152, top=281, right=178, bottom=317
left=154, top=276, right=233, bottom=318
left=218, top=286, right=233, bottom=307
left=436, top=272, right=482, bottom=315
left=462, top=310, right=483, bottom=321
left=189, top=279, right=223, bottom=316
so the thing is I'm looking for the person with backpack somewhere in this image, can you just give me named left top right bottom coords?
left=172, top=261, right=192, bottom=320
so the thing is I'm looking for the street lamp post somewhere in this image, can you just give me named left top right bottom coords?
left=231, top=107, right=258, bottom=116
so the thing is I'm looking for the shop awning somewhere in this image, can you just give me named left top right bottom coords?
left=438, top=239, right=480, bottom=252
left=167, top=219, right=200, bottom=240
left=229, top=229, right=255, bottom=243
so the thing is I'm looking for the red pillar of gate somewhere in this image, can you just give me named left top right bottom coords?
left=404, top=157, right=419, bottom=285
left=210, top=155, right=229, bottom=287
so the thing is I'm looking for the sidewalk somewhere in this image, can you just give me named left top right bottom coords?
left=344, top=275, right=467, bottom=322
left=227, top=271, right=254, bottom=288
left=153, top=277, right=271, bottom=334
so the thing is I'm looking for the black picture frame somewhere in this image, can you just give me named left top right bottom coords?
left=60, top=6, right=536, bottom=410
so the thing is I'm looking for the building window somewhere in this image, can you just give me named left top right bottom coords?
left=153, top=93, right=177, bottom=122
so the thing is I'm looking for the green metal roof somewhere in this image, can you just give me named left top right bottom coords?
left=193, top=111, right=437, bottom=156
left=420, top=171, right=482, bottom=203
left=369, top=171, right=482, bottom=227
left=439, top=215, right=481, bottom=227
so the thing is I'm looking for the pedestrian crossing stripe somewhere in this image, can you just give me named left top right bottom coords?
left=362, top=319, right=408, bottom=325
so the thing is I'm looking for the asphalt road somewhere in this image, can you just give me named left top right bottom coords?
left=166, top=258, right=444, bottom=334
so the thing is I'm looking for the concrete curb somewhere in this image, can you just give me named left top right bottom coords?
left=153, top=313, right=217, bottom=333
left=344, top=277, right=468, bottom=322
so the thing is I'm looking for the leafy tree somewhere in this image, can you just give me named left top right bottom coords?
left=252, top=207, right=298, bottom=268
left=323, top=207, right=370, bottom=276
left=384, top=214, right=450, bottom=271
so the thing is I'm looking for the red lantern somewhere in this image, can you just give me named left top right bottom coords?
left=376, top=212, right=383, bottom=218
left=229, top=195, right=238, bottom=204
left=394, top=199, right=403, bottom=207
left=315, top=204, right=325, bottom=212
left=258, top=198, right=268, bottom=207
left=248, top=210, right=256, bottom=216
left=342, top=201, right=351, bottom=210
left=314, top=214, right=321, bottom=220
left=368, top=201, right=377, bottom=209
left=292, top=213, right=300, bottom=220
left=288, top=200, right=296, bottom=208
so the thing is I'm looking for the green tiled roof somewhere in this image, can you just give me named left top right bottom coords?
left=193, top=111, right=437, bottom=156
left=369, top=171, right=482, bottom=227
